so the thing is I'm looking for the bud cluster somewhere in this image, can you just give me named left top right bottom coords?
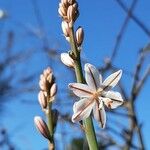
left=34, top=68, right=58, bottom=142
left=58, top=0, right=79, bottom=28
left=38, top=67, right=57, bottom=110
left=59, top=0, right=84, bottom=47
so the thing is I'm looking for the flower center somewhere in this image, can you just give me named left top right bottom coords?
left=93, top=91, right=101, bottom=101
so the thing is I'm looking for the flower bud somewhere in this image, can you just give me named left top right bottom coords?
left=60, top=53, right=75, bottom=68
left=39, top=67, right=55, bottom=91
left=61, top=21, right=70, bottom=37
left=50, top=83, right=57, bottom=97
left=68, top=0, right=75, bottom=5
left=34, top=116, right=50, bottom=140
left=61, top=0, right=68, bottom=5
left=73, top=3, right=78, bottom=9
left=76, top=27, right=84, bottom=46
left=46, top=73, right=53, bottom=84
left=58, top=6, right=67, bottom=17
left=43, top=67, right=52, bottom=77
left=67, top=5, right=76, bottom=27
left=38, top=91, right=47, bottom=109
left=39, top=79, right=47, bottom=91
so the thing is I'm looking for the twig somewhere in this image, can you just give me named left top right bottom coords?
left=111, top=0, right=137, bottom=60
left=136, top=66, right=150, bottom=95
left=116, top=0, right=150, bottom=37
left=125, top=49, right=148, bottom=150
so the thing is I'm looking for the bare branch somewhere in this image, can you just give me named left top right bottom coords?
left=116, top=0, right=150, bottom=37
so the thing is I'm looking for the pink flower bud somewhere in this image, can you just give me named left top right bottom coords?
left=58, top=6, right=66, bottom=17
left=50, top=83, right=57, bottom=97
left=67, top=5, right=76, bottom=27
left=73, top=3, right=78, bottom=9
left=68, top=0, right=75, bottom=5
left=38, top=91, right=47, bottom=109
left=34, top=116, right=50, bottom=140
left=61, top=21, right=70, bottom=37
left=39, top=80, right=47, bottom=91
left=61, top=0, right=68, bottom=5
left=76, top=27, right=84, bottom=46
left=43, top=67, right=52, bottom=76
left=46, top=73, right=53, bottom=84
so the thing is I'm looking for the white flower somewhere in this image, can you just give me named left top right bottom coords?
left=69, top=63, right=124, bottom=128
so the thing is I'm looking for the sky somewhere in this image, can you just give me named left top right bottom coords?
left=0, top=0, right=150, bottom=150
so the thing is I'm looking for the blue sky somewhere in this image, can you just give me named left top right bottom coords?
left=0, top=0, right=150, bottom=149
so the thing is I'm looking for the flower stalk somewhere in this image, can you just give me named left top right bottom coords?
left=69, top=28, right=84, bottom=82
left=46, top=99, right=55, bottom=150
left=58, top=0, right=98, bottom=148
left=35, top=67, right=58, bottom=150
left=69, top=27, right=99, bottom=150
left=59, top=0, right=123, bottom=149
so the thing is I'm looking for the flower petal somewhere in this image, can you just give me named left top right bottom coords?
left=69, top=83, right=93, bottom=98
left=93, top=102, right=106, bottom=128
left=102, top=91, right=124, bottom=109
left=72, top=98, right=95, bottom=122
left=102, top=70, right=122, bottom=91
left=84, top=63, right=102, bottom=90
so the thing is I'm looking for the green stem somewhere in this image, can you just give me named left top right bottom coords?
left=47, top=100, right=55, bottom=150
left=69, top=28, right=98, bottom=150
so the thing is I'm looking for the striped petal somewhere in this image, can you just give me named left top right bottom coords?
left=84, top=63, right=102, bottom=91
left=102, top=70, right=122, bottom=91
left=69, top=83, right=93, bottom=98
left=72, top=98, right=95, bottom=122
left=93, top=102, right=106, bottom=128
left=103, top=91, right=123, bottom=109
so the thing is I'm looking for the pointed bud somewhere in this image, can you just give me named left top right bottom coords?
left=73, top=3, right=78, bottom=9
left=40, top=74, right=44, bottom=80
left=34, top=116, right=51, bottom=140
left=76, top=27, right=84, bottom=46
left=60, top=53, right=75, bottom=67
left=67, top=5, right=76, bottom=27
left=46, top=73, right=53, bottom=84
left=39, top=67, right=55, bottom=91
left=50, top=83, right=57, bottom=97
left=39, top=80, right=47, bottom=91
left=43, top=67, right=52, bottom=77
left=61, top=21, right=70, bottom=37
left=38, top=91, right=47, bottom=109
left=68, top=0, right=75, bottom=5
left=61, top=0, right=68, bottom=5
left=58, top=5, right=67, bottom=17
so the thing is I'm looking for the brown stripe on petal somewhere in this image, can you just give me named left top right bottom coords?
left=73, top=98, right=94, bottom=121
left=103, top=71, right=121, bottom=91
left=96, top=101, right=104, bottom=128
left=88, top=65, right=98, bottom=90
left=38, top=120, right=48, bottom=138
left=69, top=84, right=93, bottom=95
left=110, top=97, right=124, bottom=103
